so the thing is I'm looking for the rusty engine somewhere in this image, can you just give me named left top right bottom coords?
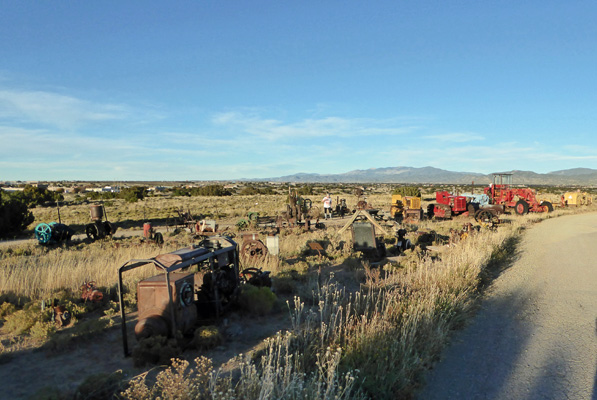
left=85, top=204, right=116, bottom=241
left=117, top=236, right=253, bottom=356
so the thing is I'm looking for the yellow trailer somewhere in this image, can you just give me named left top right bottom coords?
left=562, top=192, right=593, bottom=207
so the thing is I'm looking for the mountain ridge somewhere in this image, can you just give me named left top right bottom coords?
left=253, top=166, right=597, bottom=185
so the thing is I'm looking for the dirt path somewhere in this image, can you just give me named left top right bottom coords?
left=418, top=212, right=597, bottom=400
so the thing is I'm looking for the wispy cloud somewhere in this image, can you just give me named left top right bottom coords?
left=211, top=112, right=418, bottom=140
left=0, top=89, right=129, bottom=129
left=423, top=132, right=485, bottom=142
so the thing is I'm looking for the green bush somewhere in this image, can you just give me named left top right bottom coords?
left=191, top=184, right=232, bottom=196
left=132, top=335, right=181, bottom=367
left=18, top=185, right=63, bottom=207
left=3, top=309, right=39, bottom=335
left=0, top=301, right=17, bottom=318
left=0, top=190, right=34, bottom=238
left=75, top=371, right=125, bottom=400
left=120, top=186, right=146, bottom=203
left=392, top=186, right=421, bottom=197
left=238, top=284, right=277, bottom=315
left=192, top=325, right=223, bottom=349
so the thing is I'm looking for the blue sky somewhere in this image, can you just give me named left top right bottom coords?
left=1, top=1, right=596, bottom=181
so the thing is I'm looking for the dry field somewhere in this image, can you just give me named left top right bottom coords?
left=0, top=186, right=593, bottom=399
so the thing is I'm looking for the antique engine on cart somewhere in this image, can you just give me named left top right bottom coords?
left=85, top=204, right=116, bottom=241
left=117, top=236, right=243, bottom=355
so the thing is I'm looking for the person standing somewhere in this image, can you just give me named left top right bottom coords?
left=322, top=193, right=332, bottom=219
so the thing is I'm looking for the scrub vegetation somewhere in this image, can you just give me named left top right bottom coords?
left=0, top=183, right=593, bottom=399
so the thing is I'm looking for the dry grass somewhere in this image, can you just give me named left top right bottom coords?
left=2, top=189, right=596, bottom=399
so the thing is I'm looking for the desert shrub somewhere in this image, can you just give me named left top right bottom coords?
left=29, top=321, right=56, bottom=343
left=192, top=325, right=223, bottom=350
left=171, top=187, right=191, bottom=196
left=392, top=185, right=421, bottom=197
left=3, top=308, right=39, bottom=335
left=18, top=185, right=63, bottom=207
left=0, top=191, right=34, bottom=238
left=26, top=386, right=68, bottom=400
left=122, top=357, right=215, bottom=400
left=0, top=301, right=16, bottom=318
left=238, top=284, right=277, bottom=316
left=132, top=335, right=181, bottom=367
left=120, top=186, right=146, bottom=203
left=272, top=275, right=300, bottom=295
left=75, top=370, right=125, bottom=400
left=191, top=184, right=232, bottom=196
left=238, top=185, right=274, bottom=195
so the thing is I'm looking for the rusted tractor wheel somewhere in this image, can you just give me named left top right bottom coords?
left=85, top=223, right=99, bottom=241
left=541, top=201, right=554, bottom=212
left=241, top=239, right=268, bottom=264
left=515, top=199, right=529, bottom=215
left=475, top=209, right=494, bottom=223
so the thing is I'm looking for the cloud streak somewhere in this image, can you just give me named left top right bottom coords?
left=212, top=112, right=419, bottom=140
left=0, top=89, right=129, bottom=129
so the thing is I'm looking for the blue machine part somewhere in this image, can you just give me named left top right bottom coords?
left=34, top=222, right=53, bottom=244
left=461, top=193, right=490, bottom=206
left=34, top=222, right=72, bottom=245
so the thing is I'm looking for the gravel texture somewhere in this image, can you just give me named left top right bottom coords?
left=417, top=212, right=597, bottom=400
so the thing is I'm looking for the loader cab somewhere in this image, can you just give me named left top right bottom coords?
left=486, top=173, right=513, bottom=203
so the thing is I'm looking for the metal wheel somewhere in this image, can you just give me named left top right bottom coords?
left=240, top=239, right=268, bottom=263
left=239, top=267, right=262, bottom=283
left=85, top=223, right=99, bottom=241
left=515, top=199, right=529, bottom=215
left=35, top=223, right=52, bottom=244
left=103, top=221, right=114, bottom=236
left=475, top=210, right=493, bottom=223
left=541, top=201, right=554, bottom=212
left=153, top=232, right=164, bottom=245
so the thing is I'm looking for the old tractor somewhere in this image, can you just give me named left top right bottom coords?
left=391, top=194, right=423, bottom=222
left=85, top=204, right=116, bottom=241
left=429, top=191, right=469, bottom=219
left=429, top=191, right=504, bottom=222
left=117, top=236, right=269, bottom=356
left=484, top=173, right=553, bottom=215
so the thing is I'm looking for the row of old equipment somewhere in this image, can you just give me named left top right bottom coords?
left=34, top=204, right=115, bottom=245
left=390, top=173, right=593, bottom=225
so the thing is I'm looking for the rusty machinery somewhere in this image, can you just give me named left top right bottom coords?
left=391, top=194, right=423, bottom=222
left=279, top=190, right=322, bottom=229
left=484, top=173, right=553, bottom=215
left=338, top=209, right=389, bottom=261
left=142, top=222, right=164, bottom=245
left=118, top=236, right=244, bottom=356
left=34, top=203, right=73, bottom=245
left=85, top=204, right=116, bottom=241
left=429, top=191, right=504, bottom=222
left=334, top=197, right=350, bottom=218
left=239, top=231, right=280, bottom=265
left=167, top=208, right=198, bottom=232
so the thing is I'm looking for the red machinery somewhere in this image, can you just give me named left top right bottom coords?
left=431, top=191, right=470, bottom=219
left=484, top=173, right=553, bottom=215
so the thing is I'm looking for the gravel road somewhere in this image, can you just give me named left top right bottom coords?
left=417, top=212, right=597, bottom=400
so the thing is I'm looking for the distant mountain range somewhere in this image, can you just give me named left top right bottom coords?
left=258, top=167, right=597, bottom=186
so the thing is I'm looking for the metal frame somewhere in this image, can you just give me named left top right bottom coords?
left=117, top=236, right=238, bottom=356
